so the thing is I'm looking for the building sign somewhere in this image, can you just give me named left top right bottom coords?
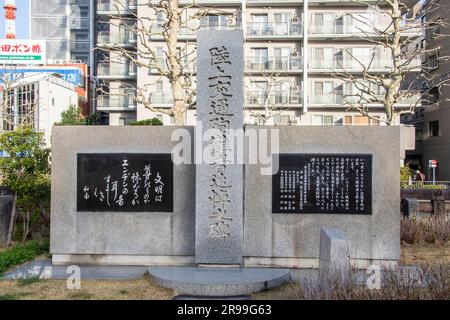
left=429, top=160, right=438, bottom=168
left=0, top=68, right=83, bottom=86
left=77, top=154, right=173, bottom=212
left=0, top=40, right=46, bottom=65
left=272, top=154, right=372, bottom=215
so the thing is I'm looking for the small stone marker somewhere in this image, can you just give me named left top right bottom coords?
left=195, top=30, right=244, bottom=265
left=319, top=228, right=350, bottom=285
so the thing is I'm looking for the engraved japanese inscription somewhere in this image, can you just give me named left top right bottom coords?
left=195, top=30, right=244, bottom=264
left=272, top=154, right=372, bottom=214
left=77, top=154, right=173, bottom=212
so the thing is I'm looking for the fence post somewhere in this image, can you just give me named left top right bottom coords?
left=432, top=190, right=446, bottom=216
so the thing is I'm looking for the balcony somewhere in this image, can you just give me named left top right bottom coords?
left=310, top=92, right=422, bottom=106
left=97, top=0, right=137, bottom=15
left=309, top=58, right=393, bottom=72
left=149, top=91, right=174, bottom=105
left=97, top=63, right=137, bottom=79
left=150, top=23, right=240, bottom=39
left=97, top=31, right=137, bottom=47
left=246, top=22, right=302, bottom=39
left=97, top=95, right=136, bottom=111
left=309, top=19, right=422, bottom=38
left=69, top=18, right=90, bottom=30
left=70, top=41, right=90, bottom=52
left=97, top=95, right=136, bottom=110
left=245, top=56, right=303, bottom=73
left=245, top=91, right=303, bottom=106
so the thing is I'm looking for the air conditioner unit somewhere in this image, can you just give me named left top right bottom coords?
left=291, top=24, right=301, bottom=35
left=226, top=17, right=236, bottom=27
left=290, top=59, right=301, bottom=70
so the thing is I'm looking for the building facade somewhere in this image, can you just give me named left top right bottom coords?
left=93, top=0, right=420, bottom=126
left=402, top=0, right=450, bottom=180
left=0, top=73, right=78, bottom=145
left=29, top=0, right=91, bottom=63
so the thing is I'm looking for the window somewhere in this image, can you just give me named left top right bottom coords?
left=274, top=114, right=291, bottom=125
left=250, top=14, right=269, bottom=34
left=312, top=115, right=333, bottom=125
left=427, top=54, right=439, bottom=70
left=119, top=118, right=127, bottom=126
left=429, top=120, right=439, bottom=137
left=428, top=87, right=440, bottom=104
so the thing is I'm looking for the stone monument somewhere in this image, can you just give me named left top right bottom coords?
left=195, top=30, right=244, bottom=265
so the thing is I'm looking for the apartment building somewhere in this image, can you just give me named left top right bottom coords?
left=93, top=0, right=420, bottom=126
left=0, top=73, right=78, bottom=145
left=408, top=0, right=450, bottom=180
left=29, top=0, right=91, bottom=63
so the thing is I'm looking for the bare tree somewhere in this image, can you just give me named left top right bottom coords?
left=0, top=65, right=36, bottom=131
left=330, top=0, right=449, bottom=125
left=96, top=0, right=237, bottom=125
left=246, top=70, right=298, bottom=125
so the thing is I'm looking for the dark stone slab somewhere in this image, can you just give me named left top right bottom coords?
left=77, top=153, right=173, bottom=212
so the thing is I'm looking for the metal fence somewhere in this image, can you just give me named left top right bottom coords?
left=402, top=181, right=450, bottom=190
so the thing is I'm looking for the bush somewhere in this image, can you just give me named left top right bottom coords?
left=267, top=264, right=450, bottom=300
left=400, top=166, right=413, bottom=188
left=401, top=215, right=450, bottom=245
left=129, top=118, right=163, bottom=126
left=0, top=240, right=49, bottom=275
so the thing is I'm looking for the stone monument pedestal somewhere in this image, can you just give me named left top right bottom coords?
left=148, top=267, right=290, bottom=297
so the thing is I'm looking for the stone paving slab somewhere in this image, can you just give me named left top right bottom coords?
left=1, top=259, right=147, bottom=280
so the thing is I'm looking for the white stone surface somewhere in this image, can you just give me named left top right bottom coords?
left=51, top=126, right=195, bottom=258
left=195, top=30, right=245, bottom=264
left=244, top=126, right=401, bottom=264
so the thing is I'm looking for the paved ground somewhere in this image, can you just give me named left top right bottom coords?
left=1, top=259, right=148, bottom=280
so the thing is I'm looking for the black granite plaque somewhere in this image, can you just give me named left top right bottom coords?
left=272, top=154, right=372, bottom=214
left=77, top=153, right=173, bottom=212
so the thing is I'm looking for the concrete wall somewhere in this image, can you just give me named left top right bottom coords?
left=51, top=126, right=400, bottom=267
left=51, top=126, right=196, bottom=265
left=244, top=126, right=400, bottom=268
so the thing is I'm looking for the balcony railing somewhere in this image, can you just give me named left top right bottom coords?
left=309, top=58, right=393, bottom=71
left=97, top=31, right=137, bottom=45
left=246, top=22, right=302, bottom=37
left=97, top=95, right=136, bottom=109
left=311, top=92, right=422, bottom=105
left=97, top=0, right=137, bottom=14
left=151, top=23, right=239, bottom=37
left=97, top=63, right=137, bottom=77
left=246, top=91, right=303, bottom=105
left=70, top=41, right=90, bottom=51
left=246, top=56, right=303, bottom=72
left=69, top=18, right=90, bottom=30
left=149, top=91, right=173, bottom=105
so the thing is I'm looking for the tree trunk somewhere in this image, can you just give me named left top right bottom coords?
left=6, top=193, right=17, bottom=246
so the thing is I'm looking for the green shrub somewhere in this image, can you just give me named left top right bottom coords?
left=400, top=166, right=413, bottom=188
left=129, top=118, right=163, bottom=126
left=0, top=240, right=49, bottom=275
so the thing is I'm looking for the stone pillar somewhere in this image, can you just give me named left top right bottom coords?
left=319, top=228, right=351, bottom=286
left=402, top=198, right=418, bottom=218
left=195, top=30, right=244, bottom=265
